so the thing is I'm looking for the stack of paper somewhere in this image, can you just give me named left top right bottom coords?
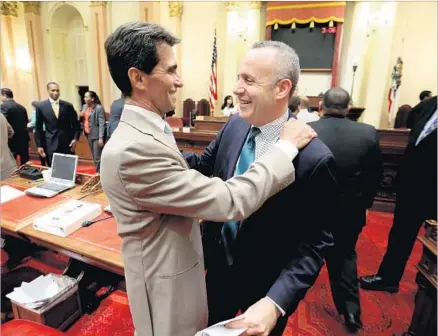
left=195, top=317, right=247, bottom=336
left=6, top=274, right=77, bottom=310
left=33, top=200, right=102, bottom=237
left=0, top=185, right=24, bottom=204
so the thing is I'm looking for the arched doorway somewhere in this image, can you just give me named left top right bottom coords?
left=50, top=4, right=87, bottom=109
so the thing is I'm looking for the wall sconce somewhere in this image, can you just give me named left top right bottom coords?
left=350, top=61, right=359, bottom=105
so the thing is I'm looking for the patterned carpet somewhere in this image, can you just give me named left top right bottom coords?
left=3, top=211, right=421, bottom=335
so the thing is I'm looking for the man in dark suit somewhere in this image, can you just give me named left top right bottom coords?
left=107, top=95, right=124, bottom=138
left=309, top=87, right=382, bottom=332
left=184, top=41, right=337, bottom=335
left=35, top=82, right=81, bottom=166
left=360, top=96, right=437, bottom=293
left=0, top=88, right=30, bottom=165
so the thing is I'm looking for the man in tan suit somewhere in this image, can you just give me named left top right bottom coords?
left=101, top=22, right=316, bottom=336
left=0, top=113, right=17, bottom=181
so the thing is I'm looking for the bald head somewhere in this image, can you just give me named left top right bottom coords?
left=322, top=87, right=350, bottom=116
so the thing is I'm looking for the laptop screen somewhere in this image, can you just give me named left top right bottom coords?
left=51, top=154, right=77, bottom=182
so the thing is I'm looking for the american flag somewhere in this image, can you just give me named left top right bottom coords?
left=208, top=30, right=218, bottom=113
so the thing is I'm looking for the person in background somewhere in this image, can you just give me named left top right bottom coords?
left=79, top=91, right=105, bottom=172
left=0, top=88, right=30, bottom=165
left=27, top=101, right=48, bottom=166
left=221, top=95, right=236, bottom=116
left=107, top=94, right=125, bottom=138
left=309, top=88, right=382, bottom=332
left=296, top=95, right=319, bottom=123
left=35, top=82, right=81, bottom=166
left=288, top=96, right=301, bottom=117
left=394, top=104, right=412, bottom=129
left=101, top=21, right=314, bottom=336
left=0, top=113, right=17, bottom=180
left=419, top=90, right=432, bottom=102
left=360, top=96, right=437, bottom=294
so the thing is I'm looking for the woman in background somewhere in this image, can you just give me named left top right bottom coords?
left=394, top=104, right=412, bottom=128
left=221, top=95, right=236, bottom=117
left=79, top=91, right=106, bottom=172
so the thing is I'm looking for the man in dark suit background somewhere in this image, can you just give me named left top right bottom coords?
left=360, top=96, right=437, bottom=293
left=35, top=82, right=81, bottom=166
left=185, top=41, right=337, bottom=335
left=107, top=94, right=125, bottom=138
left=1, top=88, right=30, bottom=165
left=309, top=87, right=382, bottom=332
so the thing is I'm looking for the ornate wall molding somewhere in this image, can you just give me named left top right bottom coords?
left=90, top=1, right=107, bottom=7
left=168, top=2, right=183, bottom=18
left=0, top=1, right=19, bottom=17
left=23, top=1, right=41, bottom=16
left=250, top=2, right=263, bottom=10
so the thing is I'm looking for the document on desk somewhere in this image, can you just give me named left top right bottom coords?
left=0, top=185, right=24, bottom=204
left=33, top=200, right=102, bottom=237
left=194, top=316, right=247, bottom=336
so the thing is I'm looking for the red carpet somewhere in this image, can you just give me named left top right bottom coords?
left=282, top=211, right=421, bottom=336
left=2, top=211, right=421, bottom=335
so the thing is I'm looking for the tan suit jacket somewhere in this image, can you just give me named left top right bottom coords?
left=100, top=107, right=296, bottom=336
left=0, top=113, right=17, bottom=181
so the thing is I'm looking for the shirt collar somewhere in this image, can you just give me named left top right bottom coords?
left=49, top=98, right=59, bottom=104
left=256, top=110, right=289, bottom=140
left=124, top=104, right=166, bottom=132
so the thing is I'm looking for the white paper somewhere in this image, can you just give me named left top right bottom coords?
left=6, top=275, right=59, bottom=304
left=0, top=185, right=24, bottom=204
left=195, top=316, right=247, bottom=336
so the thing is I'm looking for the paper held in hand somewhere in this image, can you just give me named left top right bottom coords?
left=194, top=316, right=247, bottom=336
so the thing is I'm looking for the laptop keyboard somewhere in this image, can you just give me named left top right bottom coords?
left=39, top=182, right=68, bottom=192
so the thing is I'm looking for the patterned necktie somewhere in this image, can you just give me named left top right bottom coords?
left=416, top=111, right=437, bottom=146
left=222, top=127, right=261, bottom=265
left=52, top=101, right=59, bottom=119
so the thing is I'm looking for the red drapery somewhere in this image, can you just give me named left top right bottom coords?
left=265, top=1, right=346, bottom=87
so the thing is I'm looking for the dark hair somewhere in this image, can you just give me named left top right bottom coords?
left=288, top=96, right=301, bottom=113
left=46, top=82, right=59, bottom=89
left=394, top=104, right=412, bottom=129
left=1, top=88, right=13, bottom=99
left=221, top=95, right=234, bottom=110
left=322, top=87, right=350, bottom=116
left=419, top=90, right=432, bottom=101
left=86, top=91, right=102, bottom=105
left=105, top=21, right=180, bottom=97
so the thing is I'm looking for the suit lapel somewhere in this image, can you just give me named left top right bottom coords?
left=58, top=100, right=65, bottom=120
left=225, top=117, right=251, bottom=180
left=44, top=100, right=57, bottom=124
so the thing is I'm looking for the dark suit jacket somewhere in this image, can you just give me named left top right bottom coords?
left=399, top=96, right=437, bottom=218
left=184, top=114, right=337, bottom=315
left=108, top=98, right=124, bottom=138
left=309, top=115, right=382, bottom=224
left=1, top=99, right=29, bottom=152
left=35, top=99, right=80, bottom=153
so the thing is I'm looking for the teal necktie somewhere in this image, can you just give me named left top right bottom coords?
left=222, top=127, right=260, bottom=265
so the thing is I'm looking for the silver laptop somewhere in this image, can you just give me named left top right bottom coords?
left=25, top=153, right=78, bottom=198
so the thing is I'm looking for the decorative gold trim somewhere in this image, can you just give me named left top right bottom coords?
left=0, top=2, right=19, bottom=17
left=267, top=2, right=346, bottom=11
left=266, top=16, right=344, bottom=27
left=250, top=2, right=263, bottom=10
left=23, top=1, right=41, bottom=16
left=168, top=2, right=183, bottom=18
left=90, top=1, right=107, bottom=8
left=225, top=2, right=238, bottom=12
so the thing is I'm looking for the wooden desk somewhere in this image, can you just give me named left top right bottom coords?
left=174, top=131, right=216, bottom=154
left=1, top=174, right=124, bottom=276
left=193, top=117, right=227, bottom=132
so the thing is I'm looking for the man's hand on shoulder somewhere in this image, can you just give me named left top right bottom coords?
left=280, top=119, right=317, bottom=149
left=225, top=298, right=281, bottom=336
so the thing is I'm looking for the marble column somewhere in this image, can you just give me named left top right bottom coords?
left=168, top=2, right=183, bottom=117
left=23, top=1, right=45, bottom=99
left=0, top=1, right=19, bottom=89
left=90, top=1, right=111, bottom=109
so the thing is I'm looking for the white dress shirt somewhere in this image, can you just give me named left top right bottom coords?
left=124, top=104, right=176, bottom=144
left=297, top=109, right=320, bottom=123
